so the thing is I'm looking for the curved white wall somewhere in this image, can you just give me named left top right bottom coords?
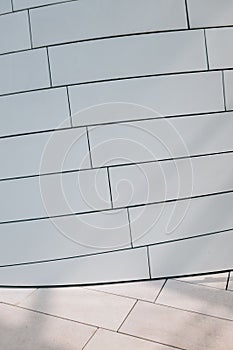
left=0, top=0, right=233, bottom=286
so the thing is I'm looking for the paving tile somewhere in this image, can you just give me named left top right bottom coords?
left=224, top=70, right=233, bottom=110
left=0, top=88, right=70, bottom=137
left=89, top=112, right=233, bottom=167
left=0, top=168, right=110, bottom=222
left=69, top=72, right=224, bottom=126
left=30, top=0, right=187, bottom=47
left=129, top=192, right=233, bottom=247
left=0, top=209, right=131, bottom=266
left=188, top=0, right=233, bottom=28
left=0, top=0, right=12, bottom=14
left=206, top=27, right=233, bottom=69
left=157, top=279, right=233, bottom=320
left=0, top=11, right=30, bottom=54
left=0, top=288, right=36, bottom=305
left=49, top=30, right=206, bottom=86
left=85, top=328, right=175, bottom=350
left=0, top=127, right=90, bottom=179
left=120, top=300, right=233, bottom=350
left=88, top=280, right=165, bottom=302
left=177, top=272, right=228, bottom=289
left=149, top=230, right=233, bottom=279
left=0, top=247, right=149, bottom=286
left=20, top=287, right=136, bottom=330
left=228, top=272, right=233, bottom=291
left=0, top=48, right=50, bottom=95
left=13, top=0, right=66, bottom=10
left=109, top=153, right=233, bottom=208
left=0, top=303, right=96, bottom=350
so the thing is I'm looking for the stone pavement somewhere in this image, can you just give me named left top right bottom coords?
left=0, top=272, right=232, bottom=349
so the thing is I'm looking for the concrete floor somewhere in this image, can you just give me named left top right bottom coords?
left=0, top=272, right=233, bottom=349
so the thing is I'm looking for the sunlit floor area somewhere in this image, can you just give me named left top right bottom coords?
left=0, top=272, right=232, bottom=349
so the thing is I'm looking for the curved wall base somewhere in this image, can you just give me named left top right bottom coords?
left=0, top=230, right=232, bottom=287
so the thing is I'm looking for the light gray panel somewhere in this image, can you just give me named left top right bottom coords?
left=89, top=113, right=233, bottom=167
left=109, top=153, right=233, bottom=207
left=0, top=48, right=50, bottom=95
left=0, top=88, right=70, bottom=137
left=0, top=168, right=111, bottom=222
left=0, top=11, right=30, bottom=54
left=49, top=30, right=207, bottom=86
left=0, top=247, right=149, bottom=286
left=0, top=127, right=90, bottom=179
left=188, top=0, right=233, bottom=28
left=206, top=28, right=233, bottom=69
left=30, top=0, right=187, bottom=47
left=224, top=70, right=233, bottom=110
left=69, top=72, right=224, bottom=125
left=0, top=0, right=12, bottom=14
left=149, top=231, right=233, bottom=278
left=0, top=209, right=131, bottom=265
left=129, top=192, right=233, bottom=246
left=13, top=0, right=66, bottom=10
